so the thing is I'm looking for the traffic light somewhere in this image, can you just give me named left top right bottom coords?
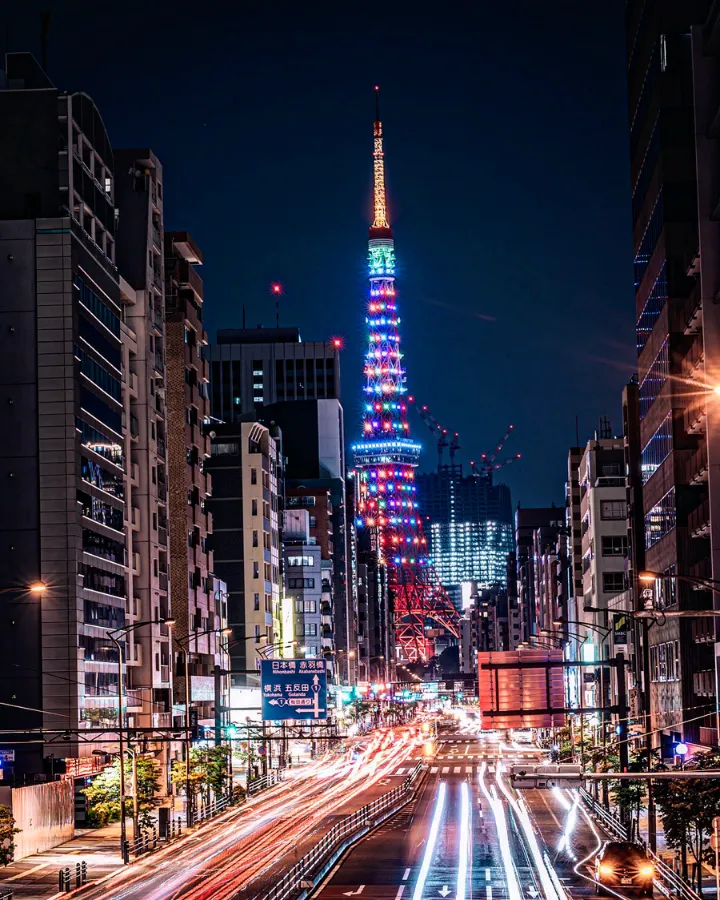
left=226, top=724, right=238, bottom=739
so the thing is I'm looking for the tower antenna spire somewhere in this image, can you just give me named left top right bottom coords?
left=371, top=85, right=390, bottom=233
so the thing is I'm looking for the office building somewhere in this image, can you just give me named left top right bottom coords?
left=206, top=420, right=282, bottom=685
left=416, top=466, right=514, bottom=611
left=207, top=326, right=340, bottom=421
left=624, top=0, right=719, bottom=749
left=163, top=231, right=227, bottom=724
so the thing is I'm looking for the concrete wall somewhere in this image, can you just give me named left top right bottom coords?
left=3, top=780, right=74, bottom=860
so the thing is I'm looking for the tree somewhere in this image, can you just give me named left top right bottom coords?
left=0, top=806, right=20, bottom=867
left=654, top=751, right=720, bottom=894
left=170, top=746, right=230, bottom=808
left=82, top=756, right=160, bottom=827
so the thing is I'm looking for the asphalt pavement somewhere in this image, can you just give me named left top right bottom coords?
left=315, top=729, right=627, bottom=900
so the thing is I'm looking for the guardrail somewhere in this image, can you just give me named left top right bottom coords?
left=259, top=763, right=424, bottom=900
left=192, top=793, right=232, bottom=826
left=579, top=787, right=628, bottom=840
left=579, top=787, right=702, bottom=900
left=248, top=770, right=284, bottom=796
left=0, top=888, right=13, bottom=900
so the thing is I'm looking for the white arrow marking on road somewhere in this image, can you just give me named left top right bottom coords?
left=439, top=887, right=451, bottom=897
left=527, top=887, right=539, bottom=898
left=343, top=887, right=365, bottom=897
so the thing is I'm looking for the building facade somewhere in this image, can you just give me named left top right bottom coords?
left=163, top=231, right=226, bottom=725
left=0, top=53, right=174, bottom=779
left=624, top=0, right=719, bottom=748
left=417, top=467, right=514, bottom=611
left=207, top=327, right=341, bottom=421
left=207, top=421, right=282, bottom=685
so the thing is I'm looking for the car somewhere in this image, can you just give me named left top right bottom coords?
left=594, top=841, right=654, bottom=896
left=511, top=729, right=534, bottom=744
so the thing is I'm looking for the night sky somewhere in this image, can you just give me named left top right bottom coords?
left=8, top=0, right=635, bottom=508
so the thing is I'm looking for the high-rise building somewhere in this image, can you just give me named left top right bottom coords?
left=206, top=421, right=282, bottom=685
left=163, top=231, right=227, bottom=726
left=624, top=0, right=719, bottom=749
left=0, top=53, right=176, bottom=780
left=207, top=327, right=340, bottom=421
left=514, top=506, right=565, bottom=644
left=351, top=89, right=459, bottom=663
left=416, top=466, right=514, bottom=610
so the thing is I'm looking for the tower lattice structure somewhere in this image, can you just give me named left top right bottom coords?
left=353, top=89, right=460, bottom=663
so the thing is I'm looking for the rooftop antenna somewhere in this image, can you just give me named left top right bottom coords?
left=272, top=283, right=282, bottom=328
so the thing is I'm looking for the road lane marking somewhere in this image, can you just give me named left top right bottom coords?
left=431, top=767, right=439, bottom=773
left=464, top=743, right=470, bottom=756
left=465, top=766, right=472, bottom=773
left=442, top=767, right=449, bottom=773
left=454, top=766, right=461, bottom=773
left=486, top=888, right=492, bottom=900
left=403, top=868, right=411, bottom=881
left=457, top=781, right=471, bottom=900
left=486, top=869, right=491, bottom=881
left=396, top=887, right=405, bottom=900
left=412, top=783, right=447, bottom=900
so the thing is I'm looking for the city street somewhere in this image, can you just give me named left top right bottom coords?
left=316, top=729, right=612, bottom=900
left=0, top=728, right=419, bottom=900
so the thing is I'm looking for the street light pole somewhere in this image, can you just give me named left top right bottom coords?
left=108, top=616, right=174, bottom=862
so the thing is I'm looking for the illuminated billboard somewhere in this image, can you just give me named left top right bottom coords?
left=477, top=650, right=565, bottom=728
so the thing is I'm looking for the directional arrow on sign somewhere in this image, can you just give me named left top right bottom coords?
left=343, top=887, right=365, bottom=897
left=438, top=887, right=451, bottom=897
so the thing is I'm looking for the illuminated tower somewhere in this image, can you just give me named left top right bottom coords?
left=353, top=88, right=459, bottom=663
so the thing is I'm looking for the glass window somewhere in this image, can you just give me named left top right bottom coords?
left=645, top=487, right=676, bottom=549
left=634, top=192, right=664, bottom=290
left=600, top=501, right=627, bottom=520
left=253, top=562, right=259, bottom=579
left=639, top=338, right=670, bottom=419
left=641, top=414, right=672, bottom=483
left=287, top=555, right=313, bottom=567
left=254, top=593, right=260, bottom=611
left=251, top=499, right=258, bottom=516
left=601, top=536, right=628, bottom=557
left=211, top=442, right=239, bottom=456
left=602, top=572, right=625, bottom=594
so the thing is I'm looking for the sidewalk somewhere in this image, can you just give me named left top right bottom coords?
left=0, top=821, right=124, bottom=900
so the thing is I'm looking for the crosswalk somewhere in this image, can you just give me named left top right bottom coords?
left=392, top=764, right=496, bottom=776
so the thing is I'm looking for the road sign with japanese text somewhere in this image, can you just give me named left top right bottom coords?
left=261, top=659, right=327, bottom=721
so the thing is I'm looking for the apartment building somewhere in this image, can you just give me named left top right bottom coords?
left=282, top=509, right=324, bottom=659
left=163, top=231, right=226, bottom=725
left=0, top=53, right=173, bottom=779
left=114, top=150, right=173, bottom=738
left=207, top=421, right=282, bottom=685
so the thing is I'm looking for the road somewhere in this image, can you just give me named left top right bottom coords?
left=0, top=727, right=421, bottom=900
left=316, top=729, right=620, bottom=900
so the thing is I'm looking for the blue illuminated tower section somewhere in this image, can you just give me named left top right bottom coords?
left=353, top=89, right=459, bottom=662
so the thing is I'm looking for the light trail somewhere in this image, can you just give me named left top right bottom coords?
left=412, top=782, right=447, bottom=900
left=456, top=781, right=471, bottom=900
left=478, top=763, right=522, bottom=900
left=553, top=787, right=579, bottom=859
left=495, top=762, right=566, bottom=900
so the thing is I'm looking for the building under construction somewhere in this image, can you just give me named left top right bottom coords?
left=417, top=465, right=514, bottom=612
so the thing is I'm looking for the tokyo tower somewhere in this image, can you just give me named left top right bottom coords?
left=352, top=88, right=460, bottom=663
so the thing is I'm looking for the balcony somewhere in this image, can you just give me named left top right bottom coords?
left=691, top=617, right=715, bottom=644
left=688, top=496, right=710, bottom=539
left=683, top=442, right=708, bottom=486
left=321, top=636, right=335, bottom=651
left=154, top=353, right=164, bottom=374
left=682, top=331, right=705, bottom=381
left=153, top=712, right=171, bottom=728
left=693, top=669, right=716, bottom=697
left=177, top=258, right=204, bottom=300
left=594, top=476, right=625, bottom=488
left=157, top=439, right=166, bottom=460
left=159, top=571, right=168, bottom=592
left=684, top=396, right=707, bottom=435
left=681, top=282, right=703, bottom=335
left=160, top=664, right=170, bottom=683
left=158, top=526, right=167, bottom=547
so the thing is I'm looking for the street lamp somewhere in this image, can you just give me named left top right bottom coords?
left=174, top=626, right=233, bottom=826
left=0, top=580, right=47, bottom=595
left=108, top=617, right=175, bottom=862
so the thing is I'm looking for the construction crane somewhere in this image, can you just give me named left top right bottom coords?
left=470, top=424, right=521, bottom=483
left=409, top=397, right=450, bottom=471
left=409, top=398, right=520, bottom=480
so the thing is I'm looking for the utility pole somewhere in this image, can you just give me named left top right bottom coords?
left=641, top=619, right=656, bottom=851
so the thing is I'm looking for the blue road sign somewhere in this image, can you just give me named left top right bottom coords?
left=261, top=659, right=327, bottom=722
